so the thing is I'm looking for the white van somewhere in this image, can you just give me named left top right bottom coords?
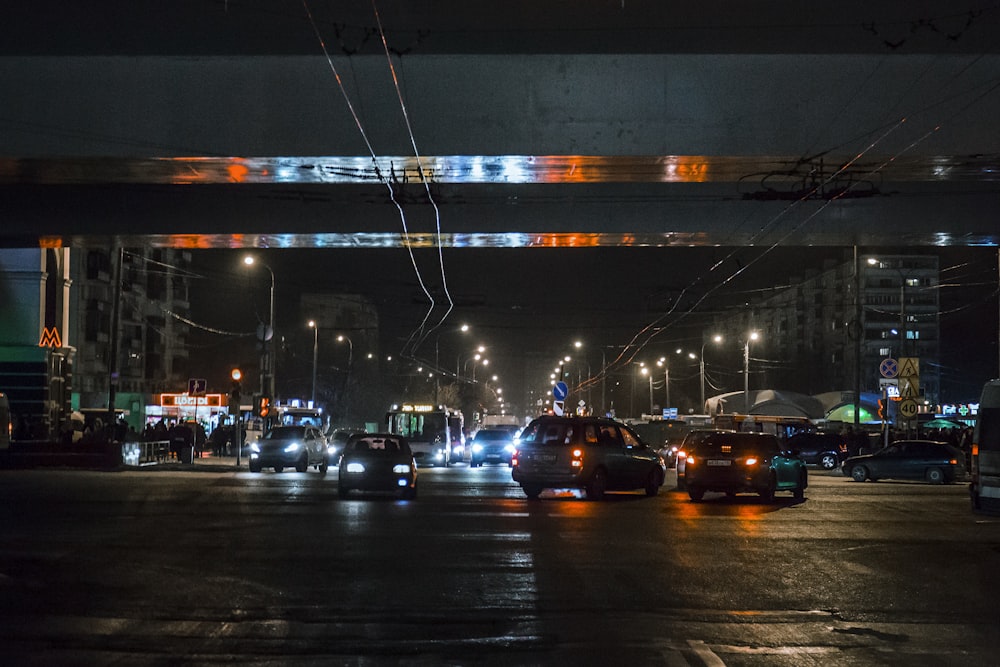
left=971, top=379, right=1000, bottom=513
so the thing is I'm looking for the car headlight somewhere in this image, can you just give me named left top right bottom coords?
left=504, top=444, right=515, bottom=453
left=284, top=442, right=301, bottom=453
left=472, top=444, right=484, bottom=453
left=393, top=464, right=412, bottom=474
left=744, top=457, right=758, bottom=466
left=250, top=442, right=260, bottom=453
left=345, top=462, right=365, bottom=473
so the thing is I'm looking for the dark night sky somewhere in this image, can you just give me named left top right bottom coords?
left=187, top=245, right=1000, bottom=405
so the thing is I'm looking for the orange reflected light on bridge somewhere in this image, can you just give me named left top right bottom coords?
left=227, top=162, right=250, bottom=183
left=39, top=236, right=63, bottom=248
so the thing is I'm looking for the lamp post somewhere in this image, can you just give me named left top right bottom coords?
left=243, top=255, right=275, bottom=399
left=307, top=320, right=319, bottom=405
left=641, top=366, right=653, bottom=414
left=743, top=331, right=760, bottom=413
left=336, top=334, right=353, bottom=369
left=656, top=357, right=671, bottom=412
left=700, top=334, right=723, bottom=411
left=458, top=345, right=486, bottom=380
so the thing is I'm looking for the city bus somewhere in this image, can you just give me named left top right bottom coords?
left=971, top=379, right=1000, bottom=513
left=386, top=403, right=464, bottom=466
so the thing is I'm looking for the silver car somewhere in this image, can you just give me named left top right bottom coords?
left=249, top=425, right=328, bottom=473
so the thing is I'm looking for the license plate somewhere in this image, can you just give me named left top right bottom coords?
left=536, top=454, right=557, bottom=464
left=707, top=459, right=731, bottom=466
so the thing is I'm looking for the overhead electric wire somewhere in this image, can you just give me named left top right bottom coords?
left=369, top=0, right=455, bottom=359
left=302, top=0, right=440, bottom=359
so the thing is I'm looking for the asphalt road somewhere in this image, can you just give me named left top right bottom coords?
left=1, top=463, right=999, bottom=666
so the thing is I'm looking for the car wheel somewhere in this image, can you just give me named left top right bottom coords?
left=319, top=457, right=328, bottom=475
left=850, top=464, right=869, bottom=482
left=758, top=474, right=776, bottom=503
left=926, top=467, right=945, bottom=484
left=249, top=460, right=261, bottom=473
left=522, top=484, right=542, bottom=500
left=295, top=455, right=308, bottom=473
left=793, top=471, right=806, bottom=500
left=273, top=464, right=283, bottom=473
left=586, top=468, right=608, bottom=500
left=688, top=485, right=705, bottom=502
left=820, top=453, right=838, bottom=470
left=644, top=469, right=661, bottom=497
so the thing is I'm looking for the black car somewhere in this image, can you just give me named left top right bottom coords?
left=675, top=429, right=736, bottom=490
left=338, top=433, right=418, bottom=499
left=470, top=428, right=516, bottom=467
left=511, top=416, right=666, bottom=500
left=842, top=440, right=967, bottom=484
left=684, top=431, right=807, bottom=502
left=785, top=432, right=848, bottom=470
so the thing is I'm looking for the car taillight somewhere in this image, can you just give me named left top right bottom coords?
left=511, top=449, right=519, bottom=466
left=949, top=459, right=958, bottom=465
left=572, top=448, right=583, bottom=467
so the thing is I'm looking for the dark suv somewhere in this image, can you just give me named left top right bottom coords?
left=511, top=416, right=666, bottom=500
left=785, top=432, right=848, bottom=470
left=684, top=431, right=807, bottom=502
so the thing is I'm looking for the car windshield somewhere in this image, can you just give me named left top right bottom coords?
left=475, top=430, right=512, bottom=442
left=517, top=421, right=572, bottom=445
left=264, top=426, right=306, bottom=440
left=347, top=437, right=405, bottom=453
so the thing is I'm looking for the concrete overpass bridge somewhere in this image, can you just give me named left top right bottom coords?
left=1, top=1, right=999, bottom=249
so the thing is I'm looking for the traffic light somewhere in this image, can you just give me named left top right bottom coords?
left=256, top=394, right=271, bottom=419
left=230, top=368, right=242, bottom=410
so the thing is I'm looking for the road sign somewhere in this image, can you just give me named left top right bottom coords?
left=879, top=358, right=898, bottom=378
left=898, top=357, right=919, bottom=378
left=553, top=400, right=565, bottom=416
left=898, top=398, right=918, bottom=420
left=553, top=381, right=568, bottom=401
left=188, top=378, right=207, bottom=396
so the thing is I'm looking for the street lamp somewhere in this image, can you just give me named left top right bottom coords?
left=744, top=331, right=760, bottom=413
left=307, top=320, right=319, bottom=405
left=336, top=334, right=353, bottom=369
left=700, top=334, right=723, bottom=411
left=458, top=345, right=486, bottom=379
left=656, top=357, right=670, bottom=411
left=243, top=255, right=275, bottom=398
left=640, top=366, right=654, bottom=414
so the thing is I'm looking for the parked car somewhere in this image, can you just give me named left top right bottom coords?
left=248, top=425, right=328, bottom=473
left=684, top=431, right=807, bottom=502
left=470, top=428, right=516, bottom=467
left=511, top=416, right=666, bottom=500
left=785, top=431, right=848, bottom=470
left=338, top=433, right=417, bottom=499
left=842, top=440, right=967, bottom=484
left=675, top=429, right=736, bottom=489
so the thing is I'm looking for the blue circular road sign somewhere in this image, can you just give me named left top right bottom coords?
left=553, top=381, right=568, bottom=401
